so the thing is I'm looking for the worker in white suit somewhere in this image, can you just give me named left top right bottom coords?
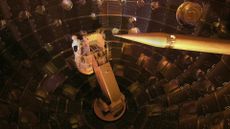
left=71, top=35, right=81, bottom=53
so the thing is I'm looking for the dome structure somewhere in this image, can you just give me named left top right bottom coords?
left=0, top=0, right=230, bottom=129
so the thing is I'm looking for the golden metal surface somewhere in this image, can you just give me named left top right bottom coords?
left=176, top=2, right=203, bottom=26
left=93, top=97, right=126, bottom=121
left=115, top=32, right=230, bottom=55
left=93, top=62, right=122, bottom=102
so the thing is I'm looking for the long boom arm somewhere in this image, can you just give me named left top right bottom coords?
left=115, top=32, right=230, bottom=55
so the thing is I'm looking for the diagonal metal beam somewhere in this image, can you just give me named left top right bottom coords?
left=115, top=32, right=230, bottom=55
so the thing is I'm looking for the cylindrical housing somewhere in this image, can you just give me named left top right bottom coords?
left=115, top=33, right=230, bottom=55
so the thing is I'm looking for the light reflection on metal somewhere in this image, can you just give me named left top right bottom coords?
left=176, top=2, right=203, bottom=26
left=90, top=13, right=97, bottom=20
left=213, top=18, right=228, bottom=34
left=151, top=1, right=160, bottom=10
left=120, top=0, right=126, bottom=4
left=44, top=43, right=53, bottom=52
left=112, top=28, right=120, bottom=35
left=53, top=19, right=62, bottom=27
left=35, top=5, right=46, bottom=15
left=63, top=85, right=79, bottom=100
left=69, top=114, right=83, bottom=128
left=115, top=32, right=230, bottom=55
left=96, top=0, right=103, bottom=8
left=128, top=16, right=137, bottom=24
left=61, top=0, right=73, bottom=11
left=137, top=0, right=145, bottom=7
left=128, top=27, right=140, bottom=34
left=35, top=88, right=48, bottom=102
left=18, top=10, right=31, bottom=21
left=0, top=19, right=6, bottom=30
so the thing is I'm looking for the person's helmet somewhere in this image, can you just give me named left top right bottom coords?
left=71, top=35, right=78, bottom=41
